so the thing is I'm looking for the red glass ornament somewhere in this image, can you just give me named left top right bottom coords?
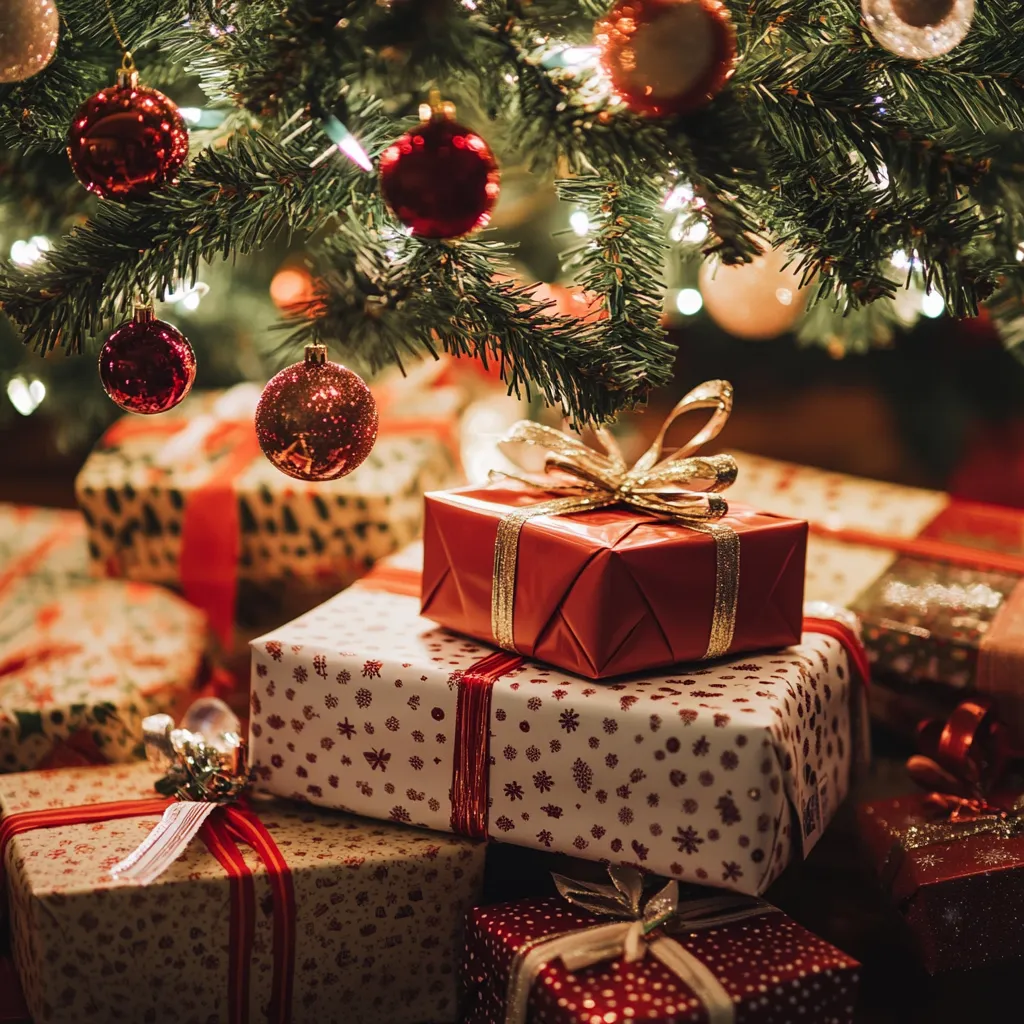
left=595, top=0, right=736, bottom=116
left=68, top=67, right=189, bottom=202
left=255, top=345, right=379, bottom=482
left=379, top=114, right=500, bottom=239
left=99, top=305, right=196, bottom=414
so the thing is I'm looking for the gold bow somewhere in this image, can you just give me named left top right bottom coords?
left=491, top=379, right=740, bottom=657
left=504, top=866, right=773, bottom=1024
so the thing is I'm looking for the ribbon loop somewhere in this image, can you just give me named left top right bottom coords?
left=505, top=866, right=772, bottom=1024
left=110, top=698, right=251, bottom=882
left=490, top=379, right=741, bottom=659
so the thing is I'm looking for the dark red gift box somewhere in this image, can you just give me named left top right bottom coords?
left=858, top=793, right=1024, bottom=974
left=422, top=483, right=806, bottom=679
left=462, top=892, right=860, bottom=1023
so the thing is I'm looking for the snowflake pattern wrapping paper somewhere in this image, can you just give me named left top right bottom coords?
left=248, top=554, right=863, bottom=896
left=463, top=895, right=860, bottom=1023
left=76, top=386, right=462, bottom=645
left=0, top=763, right=486, bottom=1024
left=859, top=793, right=1024, bottom=974
left=0, top=504, right=207, bottom=772
left=727, top=452, right=1024, bottom=743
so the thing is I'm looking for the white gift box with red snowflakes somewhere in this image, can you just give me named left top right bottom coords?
left=248, top=555, right=863, bottom=897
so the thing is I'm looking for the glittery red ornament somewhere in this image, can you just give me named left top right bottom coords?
left=595, top=0, right=736, bottom=116
left=255, top=345, right=378, bottom=482
left=99, top=305, right=196, bottom=414
left=379, top=113, right=500, bottom=239
left=67, top=67, right=189, bottom=202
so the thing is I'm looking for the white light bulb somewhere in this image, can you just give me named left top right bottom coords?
left=178, top=107, right=202, bottom=124
left=569, top=210, right=590, bottom=236
left=663, top=183, right=695, bottom=212
left=10, top=236, right=50, bottom=267
left=7, top=376, right=45, bottom=416
left=676, top=288, right=704, bottom=316
left=921, top=289, right=945, bottom=318
left=683, top=220, right=709, bottom=244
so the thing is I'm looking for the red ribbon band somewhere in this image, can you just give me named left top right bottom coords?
left=100, top=390, right=459, bottom=647
left=355, top=565, right=872, bottom=841
left=0, top=797, right=294, bottom=1024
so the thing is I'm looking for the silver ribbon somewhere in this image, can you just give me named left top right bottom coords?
left=504, top=866, right=775, bottom=1024
left=110, top=697, right=249, bottom=884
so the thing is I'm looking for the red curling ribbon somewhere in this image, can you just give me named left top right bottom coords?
left=907, top=698, right=1021, bottom=818
left=0, top=798, right=295, bottom=1024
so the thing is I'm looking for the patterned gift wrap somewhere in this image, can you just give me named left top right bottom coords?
left=858, top=793, right=1024, bottom=974
left=248, top=548, right=867, bottom=897
left=0, top=504, right=207, bottom=772
left=463, top=892, right=861, bottom=1023
left=0, top=763, right=486, bottom=1024
left=726, top=452, right=1024, bottom=740
left=75, top=386, right=462, bottom=642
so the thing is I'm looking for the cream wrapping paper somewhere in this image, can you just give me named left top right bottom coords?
left=0, top=763, right=485, bottom=1024
left=248, top=546, right=865, bottom=896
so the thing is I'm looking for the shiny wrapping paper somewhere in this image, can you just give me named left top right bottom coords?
left=422, top=482, right=807, bottom=679
left=726, top=453, right=1024, bottom=740
left=858, top=794, right=1024, bottom=974
left=463, top=894, right=861, bottom=1023
left=76, top=386, right=462, bottom=643
left=0, top=504, right=207, bottom=772
left=248, top=547, right=863, bottom=896
left=0, top=763, right=486, bottom=1024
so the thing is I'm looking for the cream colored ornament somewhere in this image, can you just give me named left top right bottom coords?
left=699, top=247, right=808, bottom=340
left=0, top=0, right=59, bottom=83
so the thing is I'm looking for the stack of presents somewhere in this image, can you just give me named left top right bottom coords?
left=3, top=376, right=1022, bottom=1023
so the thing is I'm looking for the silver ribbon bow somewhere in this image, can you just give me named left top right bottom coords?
left=505, top=866, right=774, bottom=1024
left=109, top=697, right=249, bottom=885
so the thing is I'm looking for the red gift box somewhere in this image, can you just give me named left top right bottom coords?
left=422, top=381, right=806, bottom=680
left=858, top=792, right=1024, bottom=975
left=857, top=699, right=1024, bottom=974
left=423, top=486, right=806, bottom=679
left=462, top=868, right=860, bottom=1023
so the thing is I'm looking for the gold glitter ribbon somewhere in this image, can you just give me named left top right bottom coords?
left=491, top=379, right=740, bottom=657
left=503, top=866, right=773, bottom=1024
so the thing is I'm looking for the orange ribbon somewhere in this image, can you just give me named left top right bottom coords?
left=809, top=523, right=1024, bottom=577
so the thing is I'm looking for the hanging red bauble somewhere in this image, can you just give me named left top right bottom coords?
left=255, top=345, right=379, bottom=482
left=379, top=108, right=500, bottom=239
left=99, top=304, right=196, bottom=414
left=595, top=0, right=736, bottom=116
left=67, top=62, right=189, bottom=202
